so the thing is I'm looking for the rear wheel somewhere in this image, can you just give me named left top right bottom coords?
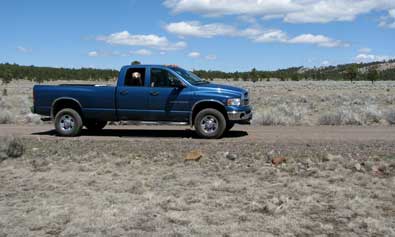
left=84, top=120, right=107, bottom=131
left=194, top=108, right=226, bottom=139
left=54, top=108, right=83, bottom=137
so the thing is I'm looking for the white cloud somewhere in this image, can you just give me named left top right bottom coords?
left=354, top=53, right=390, bottom=62
left=165, top=21, right=348, bottom=48
left=379, top=9, right=395, bottom=28
left=164, top=0, right=395, bottom=24
left=354, top=48, right=392, bottom=62
left=87, top=50, right=123, bottom=57
left=88, top=49, right=153, bottom=57
left=16, top=46, right=32, bottom=53
left=88, top=51, right=99, bottom=57
left=97, top=31, right=167, bottom=46
left=288, top=34, right=349, bottom=48
left=358, top=48, right=372, bottom=53
left=188, top=51, right=201, bottom=58
left=252, top=29, right=288, bottom=43
left=237, top=15, right=257, bottom=23
left=321, top=60, right=330, bottom=66
left=134, top=49, right=152, bottom=56
left=205, top=54, right=217, bottom=60
left=164, top=0, right=299, bottom=17
left=162, top=41, right=187, bottom=51
left=165, top=21, right=237, bottom=38
left=96, top=31, right=186, bottom=51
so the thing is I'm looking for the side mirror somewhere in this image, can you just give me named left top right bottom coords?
left=173, top=80, right=186, bottom=89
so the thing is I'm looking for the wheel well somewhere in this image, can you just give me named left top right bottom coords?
left=191, top=101, right=228, bottom=125
left=52, top=99, right=83, bottom=118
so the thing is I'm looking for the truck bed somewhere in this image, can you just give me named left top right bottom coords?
left=57, top=84, right=111, bottom=87
left=33, top=84, right=117, bottom=121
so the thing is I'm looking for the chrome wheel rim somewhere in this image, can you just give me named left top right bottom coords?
left=59, top=114, right=75, bottom=132
left=200, top=115, right=218, bottom=134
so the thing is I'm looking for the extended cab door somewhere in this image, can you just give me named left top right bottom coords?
left=147, top=67, right=191, bottom=121
left=116, top=67, right=150, bottom=120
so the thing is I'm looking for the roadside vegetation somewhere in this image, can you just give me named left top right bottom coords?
left=0, top=81, right=41, bottom=125
left=227, top=80, right=395, bottom=126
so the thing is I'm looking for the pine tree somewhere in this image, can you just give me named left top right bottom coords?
left=367, top=67, right=379, bottom=84
left=344, top=65, right=358, bottom=83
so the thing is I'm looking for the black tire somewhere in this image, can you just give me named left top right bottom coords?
left=225, top=122, right=235, bottom=133
left=84, top=120, right=107, bottom=130
left=54, top=108, right=83, bottom=137
left=194, top=108, right=227, bottom=139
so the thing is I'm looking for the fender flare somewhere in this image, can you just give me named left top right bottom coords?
left=51, top=97, right=83, bottom=119
left=189, top=99, right=226, bottom=125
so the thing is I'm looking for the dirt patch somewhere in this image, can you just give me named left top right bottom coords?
left=0, top=138, right=394, bottom=236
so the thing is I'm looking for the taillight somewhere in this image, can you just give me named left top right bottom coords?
left=31, top=89, right=35, bottom=113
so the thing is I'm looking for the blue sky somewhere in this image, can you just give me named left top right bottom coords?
left=2, top=0, right=395, bottom=71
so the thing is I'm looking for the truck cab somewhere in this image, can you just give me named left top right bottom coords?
left=33, top=64, right=252, bottom=138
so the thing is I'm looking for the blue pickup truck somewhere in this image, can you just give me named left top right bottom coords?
left=33, top=65, right=252, bottom=138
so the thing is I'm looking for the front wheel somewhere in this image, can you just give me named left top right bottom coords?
left=194, top=108, right=226, bottom=139
left=84, top=120, right=107, bottom=131
left=54, top=108, right=83, bottom=137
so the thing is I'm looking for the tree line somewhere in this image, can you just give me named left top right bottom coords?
left=0, top=63, right=118, bottom=84
left=193, top=59, right=395, bottom=83
left=1, top=60, right=395, bottom=84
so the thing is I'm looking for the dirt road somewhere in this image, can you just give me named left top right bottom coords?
left=1, top=124, right=395, bottom=236
left=1, top=124, right=395, bottom=143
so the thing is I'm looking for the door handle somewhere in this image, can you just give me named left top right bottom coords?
left=120, top=90, right=128, bottom=95
left=150, top=91, right=159, bottom=96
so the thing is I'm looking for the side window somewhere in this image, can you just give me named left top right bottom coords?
left=150, top=68, right=179, bottom=87
left=124, top=68, right=145, bottom=87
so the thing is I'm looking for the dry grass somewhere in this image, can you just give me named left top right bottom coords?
left=0, top=138, right=394, bottom=236
left=218, top=80, right=395, bottom=126
left=0, top=92, right=42, bottom=125
left=0, top=137, right=24, bottom=160
left=2, top=79, right=395, bottom=126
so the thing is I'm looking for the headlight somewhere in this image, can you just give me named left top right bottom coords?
left=227, top=98, right=241, bottom=106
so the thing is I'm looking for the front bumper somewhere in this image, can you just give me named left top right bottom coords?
left=227, top=109, right=252, bottom=123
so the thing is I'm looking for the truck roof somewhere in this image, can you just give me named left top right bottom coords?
left=122, top=64, right=180, bottom=69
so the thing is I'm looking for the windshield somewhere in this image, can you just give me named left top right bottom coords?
left=170, top=67, right=208, bottom=85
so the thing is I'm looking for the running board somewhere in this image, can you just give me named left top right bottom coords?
left=121, top=121, right=189, bottom=126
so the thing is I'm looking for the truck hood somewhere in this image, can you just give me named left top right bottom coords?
left=195, top=83, right=246, bottom=97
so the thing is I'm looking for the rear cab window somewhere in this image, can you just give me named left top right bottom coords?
left=124, top=68, right=146, bottom=87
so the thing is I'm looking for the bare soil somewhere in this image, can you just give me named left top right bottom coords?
left=0, top=125, right=394, bottom=236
